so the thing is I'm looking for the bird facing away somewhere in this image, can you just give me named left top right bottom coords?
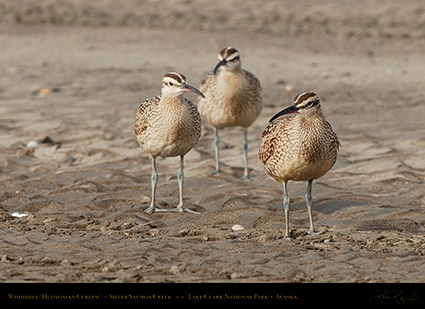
left=135, top=72, right=204, bottom=214
left=198, top=47, right=262, bottom=179
left=259, top=92, right=340, bottom=238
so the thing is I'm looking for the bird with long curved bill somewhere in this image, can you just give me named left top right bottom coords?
left=135, top=72, right=204, bottom=214
left=259, top=92, right=340, bottom=237
left=198, top=47, right=262, bottom=179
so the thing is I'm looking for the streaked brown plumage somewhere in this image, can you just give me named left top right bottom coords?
left=259, top=92, right=340, bottom=237
left=135, top=72, right=203, bottom=214
left=198, top=47, right=262, bottom=179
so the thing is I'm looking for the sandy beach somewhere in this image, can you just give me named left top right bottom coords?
left=1, top=0, right=424, bottom=289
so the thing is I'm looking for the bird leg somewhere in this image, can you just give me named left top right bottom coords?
left=212, top=128, right=221, bottom=175
left=168, top=156, right=200, bottom=214
left=177, top=155, right=184, bottom=210
left=283, top=182, right=291, bottom=238
left=241, top=130, right=250, bottom=180
left=306, top=179, right=317, bottom=234
left=145, top=158, right=166, bottom=213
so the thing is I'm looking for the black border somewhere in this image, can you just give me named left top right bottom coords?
left=1, top=283, right=423, bottom=306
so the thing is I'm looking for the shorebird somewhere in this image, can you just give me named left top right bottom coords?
left=198, top=47, right=262, bottom=179
left=135, top=72, right=204, bottom=214
left=259, top=92, right=340, bottom=237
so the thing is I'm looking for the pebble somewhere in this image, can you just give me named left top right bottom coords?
left=26, top=141, right=38, bottom=148
left=169, top=265, right=181, bottom=275
left=38, top=88, right=52, bottom=96
left=284, top=84, right=293, bottom=92
left=231, top=224, right=244, bottom=231
left=11, top=212, right=29, bottom=218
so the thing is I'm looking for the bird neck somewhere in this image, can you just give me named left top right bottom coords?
left=216, top=70, right=244, bottom=96
left=159, top=95, right=186, bottom=113
left=296, top=111, right=326, bottom=134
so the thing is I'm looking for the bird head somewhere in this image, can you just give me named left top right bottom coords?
left=214, top=47, right=241, bottom=74
left=269, top=92, right=321, bottom=122
left=161, top=72, right=205, bottom=98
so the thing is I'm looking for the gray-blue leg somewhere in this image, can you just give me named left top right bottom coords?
left=169, top=156, right=200, bottom=214
left=306, top=179, right=317, bottom=234
left=177, top=156, right=184, bottom=210
left=145, top=158, right=165, bottom=213
left=212, top=128, right=220, bottom=175
left=241, top=130, right=250, bottom=180
left=283, top=182, right=290, bottom=238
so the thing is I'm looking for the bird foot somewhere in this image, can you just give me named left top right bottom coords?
left=282, top=229, right=293, bottom=239
left=210, top=170, right=221, bottom=176
left=285, top=231, right=294, bottom=239
left=168, top=206, right=200, bottom=215
left=145, top=205, right=200, bottom=214
left=241, top=174, right=252, bottom=181
left=307, top=228, right=322, bottom=236
left=144, top=205, right=168, bottom=214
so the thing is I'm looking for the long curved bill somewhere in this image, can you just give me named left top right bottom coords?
left=181, top=83, right=205, bottom=98
left=213, top=59, right=227, bottom=75
left=269, top=105, right=299, bottom=123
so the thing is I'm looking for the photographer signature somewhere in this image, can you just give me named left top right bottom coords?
left=370, top=289, right=419, bottom=305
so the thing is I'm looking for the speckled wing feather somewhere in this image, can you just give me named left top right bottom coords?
left=183, top=97, right=202, bottom=143
left=198, top=73, right=214, bottom=100
left=244, top=70, right=261, bottom=96
left=245, top=69, right=262, bottom=113
left=258, top=113, right=297, bottom=181
left=258, top=122, right=277, bottom=165
left=134, top=95, right=160, bottom=141
left=197, top=73, right=217, bottom=123
left=324, top=120, right=341, bottom=163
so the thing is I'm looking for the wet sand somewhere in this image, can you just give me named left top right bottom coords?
left=0, top=0, right=424, bottom=287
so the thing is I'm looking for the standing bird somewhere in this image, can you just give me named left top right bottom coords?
left=135, top=72, right=204, bottom=214
left=259, top=92, right=340, bottom=238
left=198, top=47, right=262, bottom=179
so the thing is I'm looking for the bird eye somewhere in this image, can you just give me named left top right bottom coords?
left=307, top=100, right=314, bottom=107
left=169, top=82, right=174, bottom=86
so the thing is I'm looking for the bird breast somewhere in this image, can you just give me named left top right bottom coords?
left=137, top=97, right=201, bottom=158
left=215, top=72, right=244, bottom=101
left=199, top=71, right=261, bottom=129
left=260, top=114, right=339, bottom=183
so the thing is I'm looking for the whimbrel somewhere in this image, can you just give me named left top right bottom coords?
left=259, top=92, right=340, bottom=237
left=198, top=47, right=262, bottom=179
left=135, top=72, right=204, bottom=214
